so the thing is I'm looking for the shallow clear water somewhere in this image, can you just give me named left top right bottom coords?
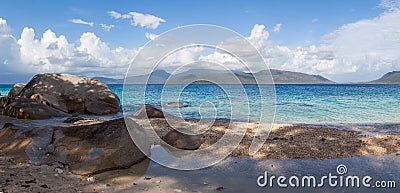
left=1, top=84, right=399, bottom=124
left=119, top=84, right=400, bottom=124
left=0, top=84, right=12, bottom=97
left=273, top=84, right=400, bottom=124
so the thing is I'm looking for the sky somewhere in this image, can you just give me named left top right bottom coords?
left=0, top=0, right=399, bottom=83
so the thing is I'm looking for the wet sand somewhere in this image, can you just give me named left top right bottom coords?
left=127, top=151, right=400, bottom=193
left=2, top=150, right=399, bottom=193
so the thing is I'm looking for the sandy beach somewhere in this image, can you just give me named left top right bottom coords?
left=136, top=118, right=400, bottom=159
left=1, top=117, right=399, bottom=192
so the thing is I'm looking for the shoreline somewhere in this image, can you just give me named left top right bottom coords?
left=136, top=118, right=400, bottom=160
left=3, top=114, right=399, bottom=132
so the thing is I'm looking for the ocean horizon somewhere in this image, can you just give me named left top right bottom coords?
left=2, top=83, right=399, bottom=124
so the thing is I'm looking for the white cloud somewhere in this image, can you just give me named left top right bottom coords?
left=312, top=18, right=319, bottom=23
left=0, top=18, right=137, bottom=79
left=108, top=11, right=166, bottom=29
left=0, top=18, right=22, bottom=72
left=70, top=18, right=94, bottom=27
left=159, top=45, right=204, bottom=69
left=321, top=9, right=400, bottom=81
left=100, top=24, right=114, bottom=31
left=0, top=18, right=11, bottom=34
left=198, top=49, right=243, bottom=70
left=108, top=11, right=122, bottom=19
left=129, top=12, right=166, bottom=29
left=273, top=23, right=282, bottom=32
left=379, top=0, right=400, bottom=12
left=246, top=24, right=271, bottom=49
left=197, top=9, right=400, bottom=82
left=206, top=0, right=398, bottom=82
left=108, top=11, right=130, bottom=19
left=145, top=32, right=159, bottom=40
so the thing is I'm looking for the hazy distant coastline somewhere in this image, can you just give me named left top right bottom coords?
left=93, top=69, right=400, bottom=84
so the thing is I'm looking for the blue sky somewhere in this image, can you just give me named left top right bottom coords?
left=0, top=0, right=382, bottom=48
left=0, top=0, right=399, bottom=83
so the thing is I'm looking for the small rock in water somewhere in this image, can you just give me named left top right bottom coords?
left=86, top=177, right=95, bottom=183
left=203, top=182, right=208, bottom=185
left=164, top=102, right=189, bottom=108
left=216, top=186, right=224, bottom=191
left=144, top=176, right=152, bottom=180
left=133, top=104, right=165, bottom=119
left=40, top=184, right=49, bottom=188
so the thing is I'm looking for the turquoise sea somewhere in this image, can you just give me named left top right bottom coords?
left=1, top=84, right=399, bottom=124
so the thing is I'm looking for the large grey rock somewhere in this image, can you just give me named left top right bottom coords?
left=0, top=97, right=8, bottom=116
left=18, top=73, right=120, bottom=115
left=0, top=123, right=31, bottom=163
left=7, top=83, right=26, bottom=98
left=2, top=98, right=68, bottom=119
left=52, top=118, right=147, bottom=175
left=133, top=105, right=165, bottom=119
left=0, top=118, right=148, bottom=175
left=162, top=129, right=202, bottom=150
left=0, top=96, right=8, bottom=107
left=30, top=93, right=68, bottom=113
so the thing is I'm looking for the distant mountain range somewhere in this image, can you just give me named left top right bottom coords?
left=93, top=70, right=171, bottom=84
left=92, top=77, right=124, bottom=84
left=93, top=69, right=400, bottom=84
left=270, top=69, right=333, bottom=84
left=164, top=69, right=334, bottom=84
left=94, top=69, right=334, bottom=84
left=368, top=71, right=400, bottom=84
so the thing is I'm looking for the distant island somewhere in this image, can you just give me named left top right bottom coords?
left=368, top=71, right=400, bottom=84
left=95, top=69, right=335, bottom=84
left=93, top=69, right=400, bottom=84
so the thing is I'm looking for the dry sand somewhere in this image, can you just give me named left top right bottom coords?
left=140, top=118, right=400, bottom=159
